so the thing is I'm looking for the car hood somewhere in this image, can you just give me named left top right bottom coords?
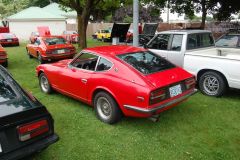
left=145, top=67, right=192, bottom=88
left=111, top=23, right=130, bottom=38
left=142, top=23, right=158, bottom=35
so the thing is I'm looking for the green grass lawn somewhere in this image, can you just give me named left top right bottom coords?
left=4, top=40, right=240, bottom=160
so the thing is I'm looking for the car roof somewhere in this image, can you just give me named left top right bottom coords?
left=158, top=30, right=212, bottom=34
left=84, top=45, right=147, bottom=57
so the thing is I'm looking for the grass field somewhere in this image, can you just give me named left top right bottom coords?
left=4, top=41, right=240, bottom=160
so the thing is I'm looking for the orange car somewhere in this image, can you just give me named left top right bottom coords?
left=26, top=36, right=76, bottom=64
left=0, top=44, right=8, bottom=67
left=62, top=31, right=79, bottom=43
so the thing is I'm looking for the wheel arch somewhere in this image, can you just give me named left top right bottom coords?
left=197, top=69, right=229, bottom=87
left=91, top=87, right=121, bottom=109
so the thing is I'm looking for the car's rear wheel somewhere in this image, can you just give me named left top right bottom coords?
left=199, top=71, right=227, bottom=97
left=94, top=92, right=122, bottom=124
left=2, top=60, right=8, bottom=67
left=38, top=53, right=44, bottom=64
left=27, top=49, right=33, bottom=58
left=39, top=73, right=52, bottom=94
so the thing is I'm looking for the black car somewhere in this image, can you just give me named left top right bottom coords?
left=0, top=66, right=58, bottom=160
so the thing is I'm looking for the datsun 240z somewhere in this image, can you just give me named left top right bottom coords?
left=36, top=45, right=197, bottom=124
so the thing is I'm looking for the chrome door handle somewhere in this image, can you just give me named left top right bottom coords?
left=81, top=79, right=87, bottom=83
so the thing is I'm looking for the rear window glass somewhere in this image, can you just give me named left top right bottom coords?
left=44, top=37, right=67, bottom=45
left=187, top=33, right=214, bottom=50
left=2, top=33, right=15, bottom=39
left=117, top=51, right=175, bottom=74
left=0, top=73, right=17, bottom=103
left=216, top=35, right=239, bottom=47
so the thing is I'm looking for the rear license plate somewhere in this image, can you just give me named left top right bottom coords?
left=7, top=39, right=12, bottom=42
left=169, top=84, right=182, bottom=97
left=57, top=49, right=65, bottom=54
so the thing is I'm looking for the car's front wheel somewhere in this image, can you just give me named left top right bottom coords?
left=39, top=73, right=52, bottom=94
left=94, top=92, right=122, bottom=124
left=199, top=71, right=227, bottom=97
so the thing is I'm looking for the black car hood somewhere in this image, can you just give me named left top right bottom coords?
left=111, top=23, right=130, bottom=38
left=142, top=23, right=159, bottom=35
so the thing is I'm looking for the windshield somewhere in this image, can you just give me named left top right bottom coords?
left=0, top=73, right=17, bottom=103
left=117, top=51, right=175, bottom=74
left=44, top=37, right=67, bottom=45
left=216, top=35, right=239, bottom=47
left=2, top=33, right=15, bottom=39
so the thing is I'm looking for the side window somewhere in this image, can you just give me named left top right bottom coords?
left=170, top=34, right=183, bottom=51
left=71, top=52, right=99, bottom=71
left=148, top=34, right=170, bottom=50
left=34, top=39, right=41, bottom=46
left=96, top=57, right=112, bottom=71
left=187, top=33, right=214, bottom=50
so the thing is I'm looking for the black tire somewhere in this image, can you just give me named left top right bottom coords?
left=39, top=73, right=52, bottom=94
left=27, top=49, right=33, bottom=59
left=2, top=61, right=8, bottom=67
left=199, top=71, right=227, bottom=97
left=94, top=92, right=122, bottom=124
left=37, top=53, right=44, bottom=64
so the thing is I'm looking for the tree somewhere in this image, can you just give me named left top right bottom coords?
left=169, top=0, right=240, bottom=29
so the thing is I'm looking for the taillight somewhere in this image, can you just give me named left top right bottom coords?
left=69, top=47, right=75, bottom=52
left=13, top=38, right=18, bottom=41
left=0, top=51, right=6, bottom=58
left=185, top=77, right=196, bottom=90
left=46, top=50, right=52, bottom=54
left=17, top=119, right=49, bottom=142
left=149, top=88, right=167, bottom=105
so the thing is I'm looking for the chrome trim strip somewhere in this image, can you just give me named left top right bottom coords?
left=124, top=89, right=198, bottom=113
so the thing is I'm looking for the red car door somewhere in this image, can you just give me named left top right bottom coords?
left=53, top=53, right=99, bottom=101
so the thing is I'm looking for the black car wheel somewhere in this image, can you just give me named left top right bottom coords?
left=199, top=71, right=227, bottom=97
left=39, top=73, right=52, bottom=94
left=94, top=92, right=122, bottom=124
left=2, top=61, right=8, bottom=67
left=27, top=49, right=33, bottom=59
left=38, top=53, right=44, bottom=64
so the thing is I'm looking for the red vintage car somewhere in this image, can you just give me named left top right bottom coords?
left=0, top=33, right=19, bottom=46
left=26, top=36, right=76, bottom=64
left=0, top=44, right=7, bottom=67
left=36, top=45, right=197, bottom=124
left=62, top=31, right=79, bottom=43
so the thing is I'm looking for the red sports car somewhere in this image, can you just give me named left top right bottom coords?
left=0, top=33, right=19, bottom=46
left=36, top=45, right=197, bottom=124
left=62, top=31, right=79, bottom=43
left=0, top=44, right=7, bottom=67
left=26, top=36, right=76, bottom=64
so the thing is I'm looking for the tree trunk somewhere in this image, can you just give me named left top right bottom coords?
left=77, top=14, right=87, bottom=49
left=200, top=0, right=207, bottom=29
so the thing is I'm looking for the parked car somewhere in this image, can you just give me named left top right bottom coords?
left=215, top=29, right=240, bottom=54
left=62, top=31, right=79, bottom=43
left=26, top=36, right=76, bottom=64
left=146, top=30, right=240, bottom=97
left=0, top=44, right=8, bottom=67
left=96, top=29, right=111, bottom=42
left=29, top=31, right=40, bottom=44
left=0, top=65, right=59, bottom=160
left=0, top=33, right=19, bottom=46
left=36, top=45, right=197, bottom=124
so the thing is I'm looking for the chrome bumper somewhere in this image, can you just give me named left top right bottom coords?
left=124, top=89, right=198, bottom=113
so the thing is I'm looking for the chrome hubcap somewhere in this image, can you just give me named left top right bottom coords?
left=203, top=75, right=219, bottom=95
left=40, top=76, right=49, bottom=92
left=97, top=97, right=112, bottom=120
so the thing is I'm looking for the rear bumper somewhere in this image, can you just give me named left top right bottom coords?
left=124, top=89, right=198, bottom=113
left=0, top=134, right=59, bottom=160
left=42, top=53, right=75, bottom=61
